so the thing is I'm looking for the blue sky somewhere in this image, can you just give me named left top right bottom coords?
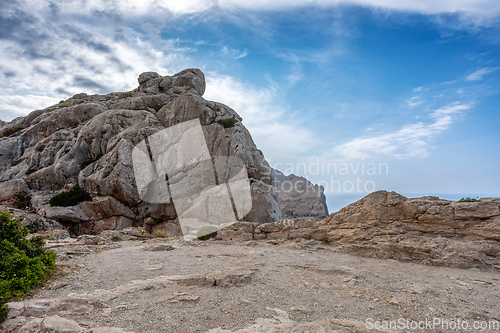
left=1, top=0, right=499, bottom=211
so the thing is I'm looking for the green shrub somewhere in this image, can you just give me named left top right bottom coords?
left=80, top=154, right=103, bottom=170
left=458, top=197, right=480, bottom=202
left=1, top=126, right=24, bottom=138
left=0, top=212, right=56, bottom=322
left=49, top=185, right=93, bottom=207
left=11, top=192, right=30, bottom=209
left=45, top=105, right=66, bottom=113
left=153, top=104, right=165, bottom=112
left=135, top=107, right=151, bottom=112
left=26, top=168, right=38, bottom=175
left=217, top=118, right=238, bottom=128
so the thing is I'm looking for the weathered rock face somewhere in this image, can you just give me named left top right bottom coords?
left=320, top=191, right=500, bottom=269
left=0, top=69, right=281, bottom=235
left=216, top=217, right=326, bottom=242
left=272, top=169, right=328, bottom=221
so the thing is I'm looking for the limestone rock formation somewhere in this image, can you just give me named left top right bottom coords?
left=215, top=191, right=500, bottom=269
left=272, top=169, right=328, bottom=220
left=320, top=191, right=500, bottom=269
left=0, top=69, right=281, bottom=235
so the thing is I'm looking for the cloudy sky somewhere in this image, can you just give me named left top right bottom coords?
left=1, top=0, right=499, bottom=211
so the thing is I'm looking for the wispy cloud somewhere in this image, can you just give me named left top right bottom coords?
left=334, top=103, right=471, bottom=159
left=14, top=0, right=500, bottom=22
left=407, top=96, right=423, bottom=107
left=221, top=46, right=248, bottom=59
left=466, top=67, right=499, bottom=81
left=0, top=2, right=193, bottom=120
left=51, top=0, right=500, bottom=17
left=204, top=74, right=320, bottom=161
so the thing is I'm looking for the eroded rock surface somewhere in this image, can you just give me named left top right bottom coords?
left=0, top=69, right=282, bottom=235
left=320, top=191, right=500, bottom=269
left=2, top=237, right=499, bottom=332
left=272, top=169, right=328, bottom=221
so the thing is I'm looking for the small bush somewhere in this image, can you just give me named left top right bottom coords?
left=154, top=228, right=175, bottom=239
left=45, top=105, right=66, bottom=113
left=153, top=104, right=165, bottom=112
left=49, top=185, right=93, bottom=207
left=11, top=192, right=30, bottom=209
left=0, top=212, right=56, bottom=322
left=1, top=126, right=24, bottom=138
left=80, top=154, right=103, bottom=170
left=26, top=168, right=38, bottom=175
left=458, top=197, right=480, bottom=202
left=217, top=118, right=238, bottom=128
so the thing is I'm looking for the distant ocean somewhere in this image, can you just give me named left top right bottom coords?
left=326, top=192, right=499, bottom=215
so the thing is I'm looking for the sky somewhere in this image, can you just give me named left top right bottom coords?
left=1, top=0, right=499, bottom=212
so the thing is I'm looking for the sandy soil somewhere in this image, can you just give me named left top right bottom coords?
left=25, top=237, right=500, bottom=332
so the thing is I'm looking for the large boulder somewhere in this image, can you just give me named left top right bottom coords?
left=0, top=69, right=281, bottom=236
left=136, top=68, right=205, bottom=95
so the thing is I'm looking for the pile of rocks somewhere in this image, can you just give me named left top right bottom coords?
left=216, top=217, right=326, bottom=242
left=0, top=204, right=70, bottom=239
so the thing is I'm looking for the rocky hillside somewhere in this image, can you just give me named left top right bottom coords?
left=320, top=191, right=500, bottom=269
left=272, top=169, right=328, bottom=221
left=0, top=69, right=282, bottom=236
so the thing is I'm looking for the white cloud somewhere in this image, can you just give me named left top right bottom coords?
left=220, top=0, right=500, bottom=16
left=18, top=0, right=500, bottom=17
left=333, top=103, right=470, bottom=159
left=466, top=67, right=499, bottom=81
left=0, top=6, right=192, bottom=121
left=407, top=96, right=422, bottom=107
left=204, top=74, right=320, bottom=161
left=221, top=46, right=248, bottom=59
left=0, top=92, right=60, bottom=120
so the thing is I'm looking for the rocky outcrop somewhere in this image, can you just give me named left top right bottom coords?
left=215, top=191, right=500, bottom=269
left=0, top=179, right=30, bottom=201
left=0, top=69, right=281, bottom=236
left=320, top=191, right=500, bottom=269
left=216, top=217, right=326, bottom=242
left=272, top=169, right=328, bottom=220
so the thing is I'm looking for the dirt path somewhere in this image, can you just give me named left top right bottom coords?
left=4, top=237, right=500, bottom=332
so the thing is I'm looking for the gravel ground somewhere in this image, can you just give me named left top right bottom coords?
left=27, top=237, right=500, bottom=332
